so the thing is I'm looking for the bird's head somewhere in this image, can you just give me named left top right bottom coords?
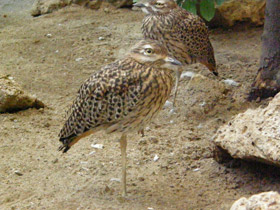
left=134, top=0, right=177, bottom=15
left=129, top=39, right=182, bottom=70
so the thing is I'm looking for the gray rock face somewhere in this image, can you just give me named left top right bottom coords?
left=230, top=191, right=280, bottom=210
left=0, top=75, right=44, bottom=113
left=214, top=92, right=280, bottom=167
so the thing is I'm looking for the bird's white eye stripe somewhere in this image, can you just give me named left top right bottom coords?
left=143, top=44, right=153, bottom=49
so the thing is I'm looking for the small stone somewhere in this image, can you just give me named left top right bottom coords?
left=199, top=101, right=206, bottom=107
left=104, top=186, right=110, bottom=193
left=169, top=108, right=176, bottom=114
left=223, top=79, right=240, bottom=87
left=149, top=137, right=159, bottom=144
left=44, top=122, right=51, bottom=128
left=153, top=154, right=159, bottom=162
left=98, top=37, right=105, bottom=41
left=164, top=100, right=173, bottom=108
left=138, top=139, right=147, bottom=145
left=197, top=124, right=203, bottom=129
left=193, top=168, right=200, bottom=172
left=46, top=33, right=52, bottom=38
left=180, top=71, right=195, bottom=79
left=75, top=57, right=83, bottom=62
left=14, top=170, right=23, bottom=176
left=91, top=144, right=104, bottom=149
left=138, top=177, right=145, bottom=181
left=88, top=151, right=96, bottom=155
left=110, top=178, right=121, bottom=182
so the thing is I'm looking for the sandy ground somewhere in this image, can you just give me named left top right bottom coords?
left=1, top=3, right=280, bottom=210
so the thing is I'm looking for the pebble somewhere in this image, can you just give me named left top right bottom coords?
left=199, top=101, right=206, bottom=107
left=197, top=123, right=203, bottom=129
left=75, top=57, right=83, bottom=62
left=46, top=33, right=52, bottom=38
left=91, top=144, right=104, bottom=149
left=193, top=168, right=200, bottom=172
left=169, top=108, right=176, bottom=114
left=98, top=37, right=105, bottom=41
left=180, top=71, right=195, bottom=79
left=153, top=154, right=159, bottom=162
left=223, top=79, right=240, bottom=87
left=164, top=100, right=173, bottom=108
left=14, top=170, right=23, bottom=176
left=138, top=177, right=145, bottom=181
left=88, top=151, right=96, bottom=155
left=110, top=178, right=121, bottom=182
left=52, top=158, right=58, bottom=164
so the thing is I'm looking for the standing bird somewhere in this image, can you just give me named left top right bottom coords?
left=134, top=0, right=218, bottom=105
left=58, top=39, right=181, bottom=196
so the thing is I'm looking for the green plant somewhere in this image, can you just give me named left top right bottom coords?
left=178, top=0, right=226, bottom=21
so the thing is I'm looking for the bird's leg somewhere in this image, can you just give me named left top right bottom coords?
left=120, top=133, right=127, bottom=196
left=173, top=67, right=183, bottom=107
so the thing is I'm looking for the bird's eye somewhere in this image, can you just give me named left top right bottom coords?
left=155, top=2, right=164, bottom=7
left=144, top=48, right=154, bottom=55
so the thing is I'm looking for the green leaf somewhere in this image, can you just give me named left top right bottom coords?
left=200, top=0, right=215, bottom=21
left=182, top=0, right=197, bottom=15
left=215, top=0, right=225, bottom=6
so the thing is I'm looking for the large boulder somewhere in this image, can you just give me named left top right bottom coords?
left=31, top=0, right=133, bottom=16
left=210, top=0, right=266, bottom=27
left=230, top=191, right=280, bottom=210
left=213, top=92, right=280, bottom=167
left=0, top=75, right=44, bottom=113
left=31, top=0, right=73, bottom=16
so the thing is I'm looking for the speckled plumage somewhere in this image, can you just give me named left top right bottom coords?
left=136, top=0, right=217, bottom=72
left=135, top=0, right=217, bottom=106
left=58, top=40, right=181, bottom=195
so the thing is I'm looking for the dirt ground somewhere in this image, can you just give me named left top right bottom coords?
left=1, top=4, right=280, bottom=210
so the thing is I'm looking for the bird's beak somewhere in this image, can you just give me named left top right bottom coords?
left=133, top=2, right=147, bottom=8
left=164, top=57, right=182, bottom=66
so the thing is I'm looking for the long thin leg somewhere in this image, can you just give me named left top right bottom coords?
left=173, top=67, right=183, bottom=107
left=120, top=134, right=127, bottom=196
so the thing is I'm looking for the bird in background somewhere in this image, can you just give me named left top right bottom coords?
left=58, top=39, right=182, bottom=196
left=134, top=0, right=217, bottom=106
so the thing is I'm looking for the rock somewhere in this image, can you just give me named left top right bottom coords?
left=74, top=0, right=102, bottom=9
left=0, top=75, right=44, bottom=113
left=31, top=0, right=132, bottom=16
left=210, top=0, right=266, bottom=27
left=31, top=0, right=72, bottom=17
left=214, top=92, right=280, bottom=167
left=90, top=143, right=104, bottom=149
left=230, top=191, right=280, bottom=210
left=184, top=74, right=230, bottom=118
left=106, top=0, right=133, bottom=8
